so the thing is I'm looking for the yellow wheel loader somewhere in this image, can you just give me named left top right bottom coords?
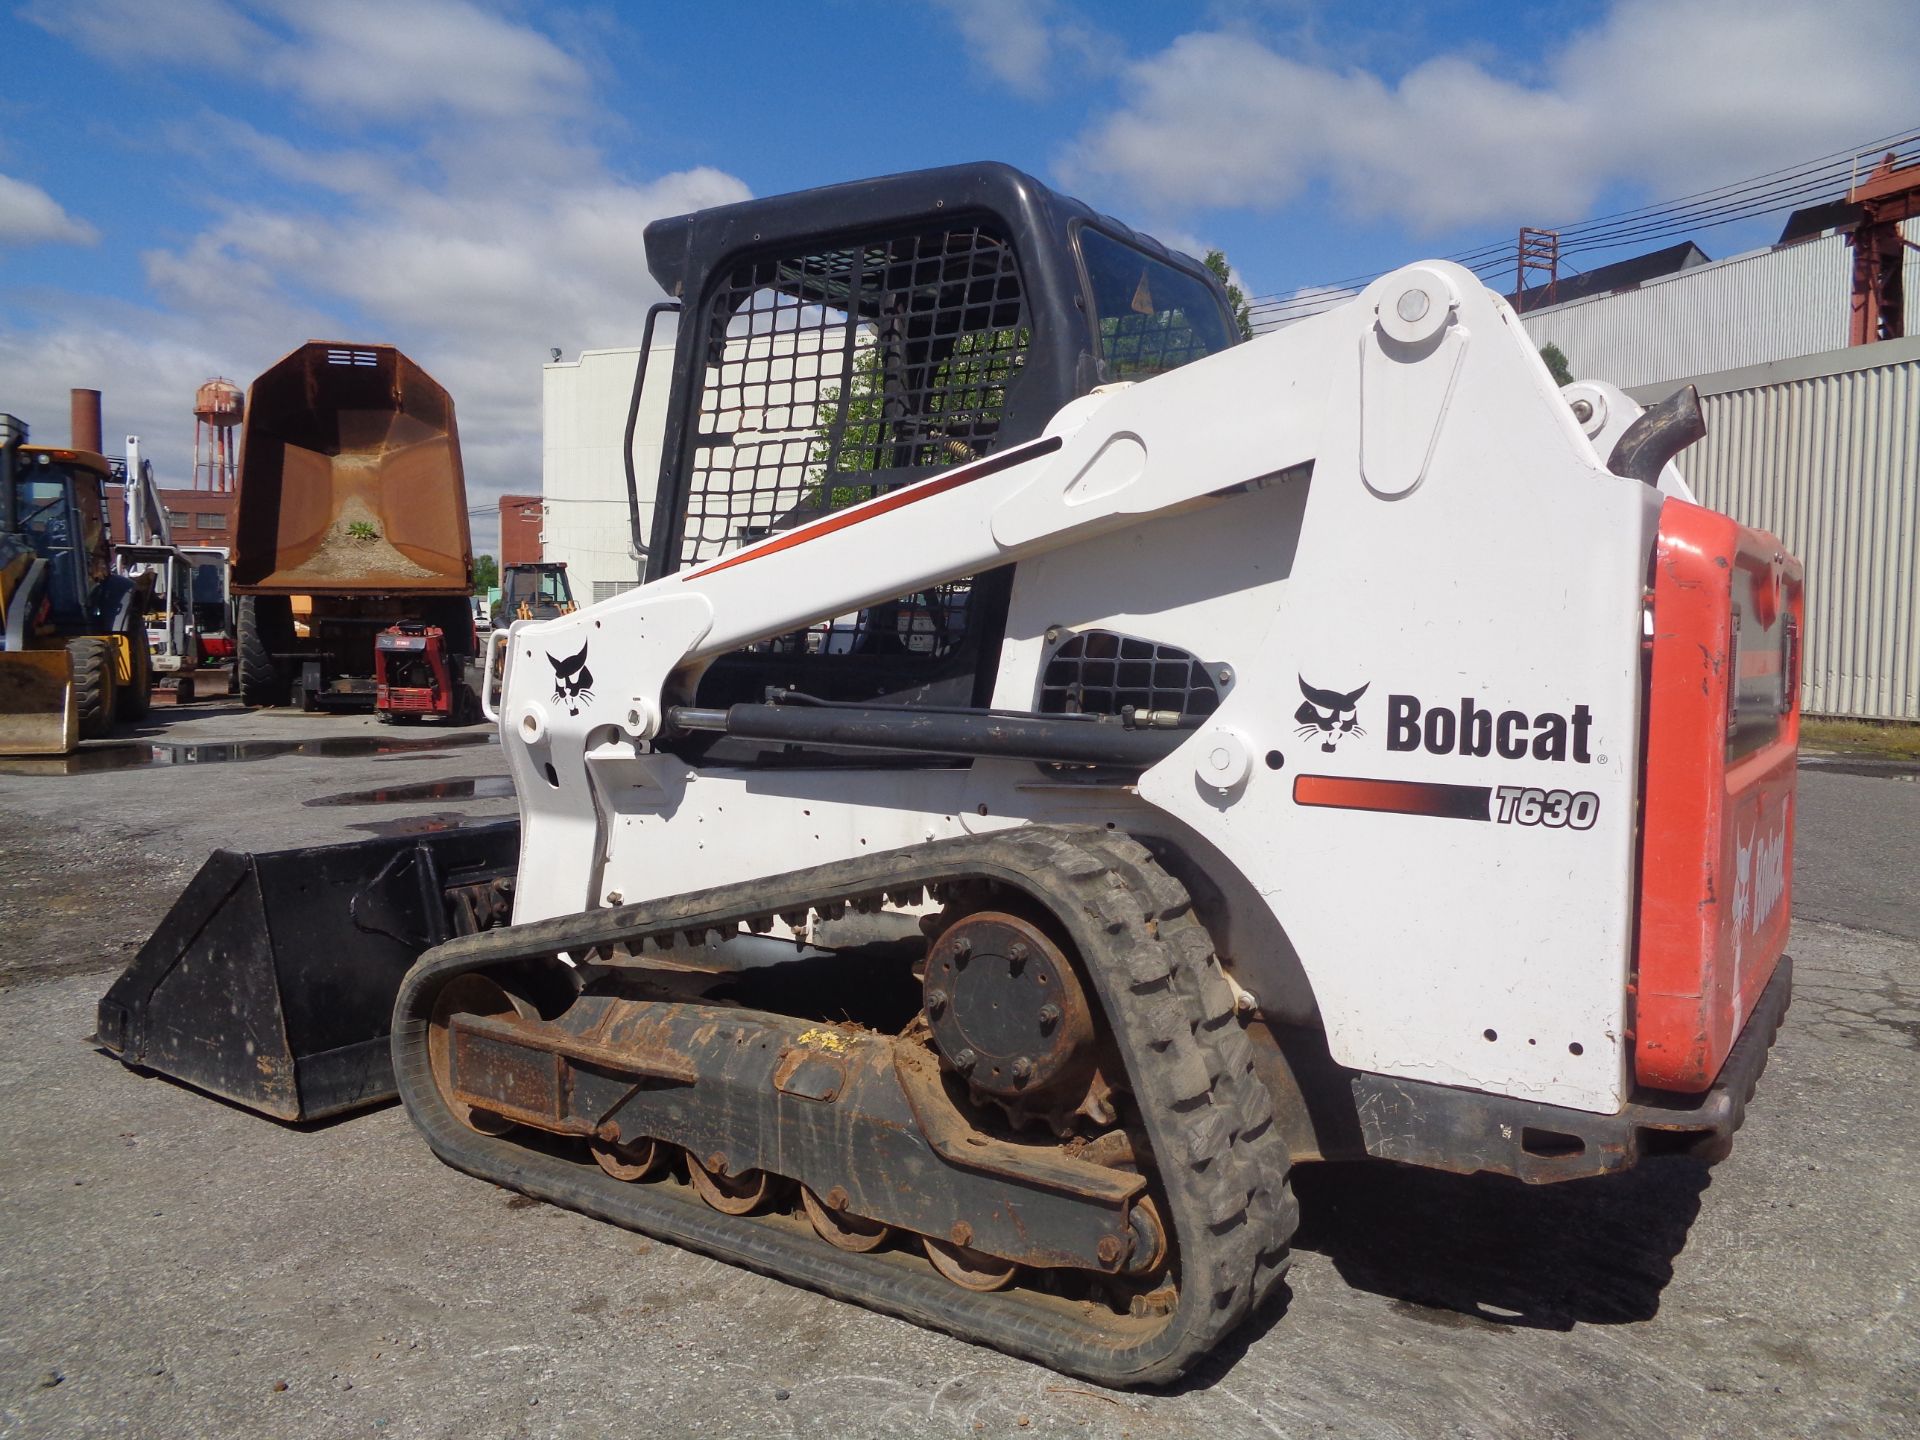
left=0, top=409, right=147, bottom=755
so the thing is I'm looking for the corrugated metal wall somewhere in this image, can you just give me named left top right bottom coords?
left=1911, top=217, right=1920, bottom=340
left=1522, top=221, right=1920, bottom=390
left=1633, top=340, right=1919, bottom=720
left=1523, top=236, right=1850, bottom=388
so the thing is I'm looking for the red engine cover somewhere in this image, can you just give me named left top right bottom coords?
left=1635, top=500, right=1802, bottom=1092
left=374, top=622, right=455, bottom=717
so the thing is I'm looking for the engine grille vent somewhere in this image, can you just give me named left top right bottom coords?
left=1037, top=631, right=1222, bottom=720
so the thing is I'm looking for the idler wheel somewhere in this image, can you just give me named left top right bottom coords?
left=924, top=1237, right=1018, bottom=1292
left=801, top=1186, right=890, bottom=1252
left=688, top=1153, right=777, bottom=1215
left=591, top=1137, right=663, bottom=1182
left=426, top=973, right=534, bottom=1136
left=923, top=911, right=1097, bottom=1123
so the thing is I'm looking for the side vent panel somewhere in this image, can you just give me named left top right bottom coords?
left=1037, top=630, right=1223, bottom=720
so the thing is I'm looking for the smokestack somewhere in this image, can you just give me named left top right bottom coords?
left=70, top=389, right=102, bottom=454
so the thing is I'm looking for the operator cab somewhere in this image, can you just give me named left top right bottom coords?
left=497, top=561, right=577, bottom=626
left=9, top=448, right=117, bottom=629
left=639, top=162, right=1240, bottom=761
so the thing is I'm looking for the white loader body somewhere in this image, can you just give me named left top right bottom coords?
left=499, top=261, right=1663, bottom=1114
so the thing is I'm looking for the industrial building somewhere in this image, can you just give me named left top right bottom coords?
left=1627, top=340, right=1918, bottom=722
left=539, top=345, right=672, bottom=604
left=105, top=485, right=236, bottom=550
left=541, top=325, right=846, bottom=605
left=1513, top=189, right=1919, bottom=722
left=1517, top=220, right=1920, bottom=387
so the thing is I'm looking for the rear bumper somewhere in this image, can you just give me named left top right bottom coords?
left=1346, top=956, right=1792, bottom=1183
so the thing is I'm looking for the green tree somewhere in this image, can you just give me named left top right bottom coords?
left=1539, top=343, right=1574, bottom=387
left=808, top=342, right=886, bottom=507
left=807, top=327, right=1025, bottom=504
left=1204, top=249, right=1254, bottom=342
left=472, top=553, right=498, bottom=594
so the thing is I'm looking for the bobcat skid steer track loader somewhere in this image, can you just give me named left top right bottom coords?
left=108, top=163, right=1802, bottom=1385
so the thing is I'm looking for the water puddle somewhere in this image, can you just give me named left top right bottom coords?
left=306, top=775, right=516, bottom=807
left=0, top=729, right=497, bottom=777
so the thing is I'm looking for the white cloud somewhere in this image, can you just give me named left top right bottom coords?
left=184, top=117, right=407, bottom=199
left=0, top=174, right=101, bottom=248
left=99, top=160, right=748, bottom=537
left=19, top=0, right=270, bottom=67
left=28, top=0, right=589, bottom=123
left=930, top=0, right=1118, bottom=99
left=0, top=308, right=257, bottom=458
left=10, top=1, right=752, bottom=551
left=1066, top=0, right=1920, bottom=233
left=260, top=0, right=592, bottom=122
left=932, top=0, right=1059, bottom=98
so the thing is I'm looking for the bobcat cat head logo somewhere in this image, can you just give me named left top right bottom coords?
left=549, top=640, right=594, bottom=716
left=1296, top=676, right=1368, bottom=752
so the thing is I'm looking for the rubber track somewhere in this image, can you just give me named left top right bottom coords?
left=391, top=825, right=1296, bottom=1386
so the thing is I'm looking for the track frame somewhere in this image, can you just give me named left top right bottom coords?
left=392, top=825, right=1296, bottom=1386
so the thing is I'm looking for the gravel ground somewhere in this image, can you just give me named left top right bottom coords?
left=0, top=706, right=1913, bottom=1439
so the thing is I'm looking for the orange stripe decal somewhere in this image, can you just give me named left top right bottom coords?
left=683, top=436, right=1063, bottom=581
left=1294, top=774, right=1493, bottom=821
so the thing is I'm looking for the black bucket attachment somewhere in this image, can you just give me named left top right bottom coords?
left=97, top=819, right=519, bottom=1121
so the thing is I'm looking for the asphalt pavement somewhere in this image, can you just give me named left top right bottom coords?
left=1, top=701, right=1914, bottom=1439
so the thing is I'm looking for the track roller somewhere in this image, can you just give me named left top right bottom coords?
left=688, top=1155, right=780, bottom=1215
left=591, top=1136, right=664, bottom=1182
left=924, top=1237, right=1018, bottom=1292
left=800, top=1187, right=891, bottom=1253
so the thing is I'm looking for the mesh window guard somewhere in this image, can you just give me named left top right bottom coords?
left=681, top=222, right=1030, bottom=660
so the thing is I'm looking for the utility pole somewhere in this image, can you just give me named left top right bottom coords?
left=1515, top=228, right=1560, bottom=311
left=1846, top=152, right=1920, bottom=345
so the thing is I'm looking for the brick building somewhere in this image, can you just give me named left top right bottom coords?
left=105, top=485, right=238, bottom=550
left=499, top=493, right=543, bottom=567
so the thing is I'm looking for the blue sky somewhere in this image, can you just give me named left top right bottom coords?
left=3, top=0, right=1916, bottom=554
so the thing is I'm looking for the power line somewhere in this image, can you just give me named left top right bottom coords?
left=1245, top=125, right=1920, bottom=330
left=1439, top=124, right=1920, bottom=267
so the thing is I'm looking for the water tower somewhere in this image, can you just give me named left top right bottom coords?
left=193, top=377, right=243, bottom=491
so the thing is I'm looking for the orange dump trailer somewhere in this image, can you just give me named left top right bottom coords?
left=232, top=343, right=477, bottom=710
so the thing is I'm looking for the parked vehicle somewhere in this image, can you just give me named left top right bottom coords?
left=231, top=342, right=476, bottom=712
left=0, top=405, right=149, bottom=753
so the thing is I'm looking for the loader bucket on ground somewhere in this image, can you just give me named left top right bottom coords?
left=0, top=650, right=77, bottom=755
left=96, top=819, right=519, bottom=1121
